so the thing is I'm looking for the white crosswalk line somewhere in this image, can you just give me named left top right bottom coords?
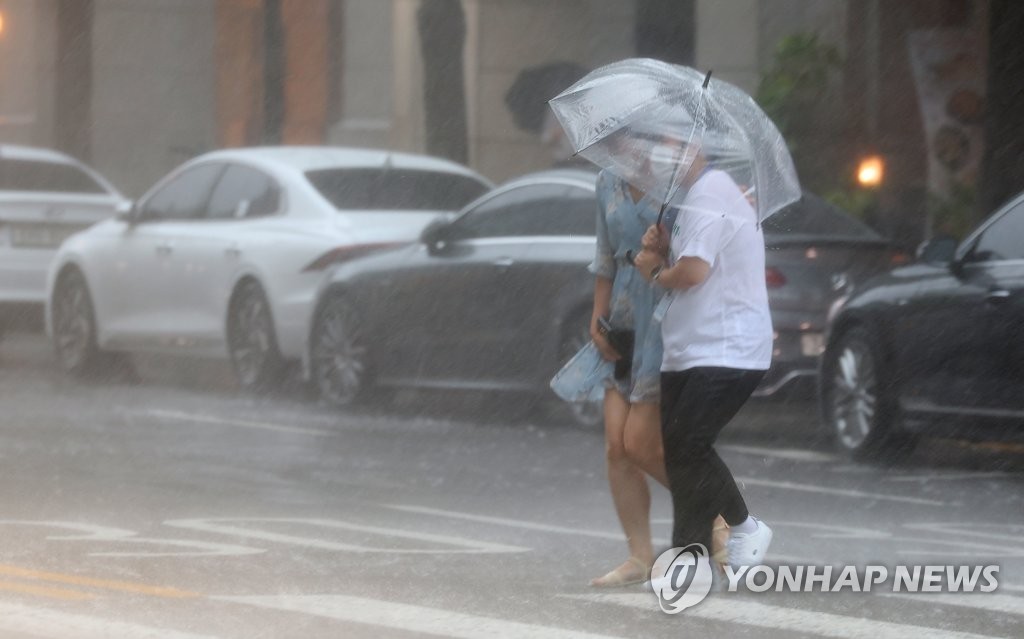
left=0, top=601, right=218, bottom=639
left=566, top=593, right=1009, bottom=639
left=387, top=504, right=671, bottom=545
left=142, top=409, right=333, bottom=436
left=884, top=592, right=1024, bottom=616
left=720, top=444, right=837, bottom=463
left=215, top=594, right=628, bottom=639
left=735, top=477, right=946, bottom=506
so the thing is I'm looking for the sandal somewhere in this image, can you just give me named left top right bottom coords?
left=589, top=556, right=651, bottom=588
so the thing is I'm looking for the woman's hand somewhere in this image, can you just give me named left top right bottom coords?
left=590, top=317, right=621, bottom=362
left=633, top=248, right=665, bottom=282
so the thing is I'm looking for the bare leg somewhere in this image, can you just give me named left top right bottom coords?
left=622, top=400, right=729, bottom=565
left=591, top=389, right=655, bottom=586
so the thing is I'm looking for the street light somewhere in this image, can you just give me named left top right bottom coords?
left=856, top=155, right=885, bottom=188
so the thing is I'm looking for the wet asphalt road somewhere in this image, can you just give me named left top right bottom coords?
left=1, top=333, right=1023, bottom=638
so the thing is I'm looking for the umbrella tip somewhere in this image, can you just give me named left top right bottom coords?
left=702, top=70, right=713, bottom=89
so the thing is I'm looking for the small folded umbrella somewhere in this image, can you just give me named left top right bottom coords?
left=548, top=58, right=800, bottom=226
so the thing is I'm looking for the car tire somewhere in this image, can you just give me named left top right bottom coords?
left=227, top=280, right=284, bottom=392
left=548, top=311, right=604, bottom=429
left=310, top=294, right=371, bottom=407
left=51, top=269, right=102, bottom=377
left=820, top=326, right=915, bottom=461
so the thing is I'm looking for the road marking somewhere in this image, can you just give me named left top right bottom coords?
left=735, top=477, right=945, bottom=506
left=143, top=409, right=332, bottom=436
left=0, top=521, right=262, bottom=558
left=886, top=472, right=1012, bottom=482
left=386, top=504, right=670, bottom=545
left=568, top=593, right=1007, bottom=639
left=0, top=564, right=200, bottom=598
left=0, top=601, right=219, bottom=639
left=721, top=445, right=836, bottom=463
left=0, top=579, right=95, bottom=601
left=215, top=594, right=628, bottom=639
left=165, top=517, right=528, bottom=554
left=884, top=592, right=1024, bottom=616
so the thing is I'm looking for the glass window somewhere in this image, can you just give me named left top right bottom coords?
left=763, top=193, right=882, bottom=240
left=0, top=159, right=108, bottom=194
left=448, top=184, right=595, bottom=240
left=967, top=202, right=1024, bottom=262
left=306, top=168, right=488, bottom=212
left=206, top=165, right=281, bottom=219
left=139, top=163, right=224, bottom=221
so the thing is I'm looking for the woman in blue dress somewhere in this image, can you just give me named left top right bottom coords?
left=552, top=169, right=672, bottom=586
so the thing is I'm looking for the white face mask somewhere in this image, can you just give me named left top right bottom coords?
left=649, top=143, right=682, bottom=166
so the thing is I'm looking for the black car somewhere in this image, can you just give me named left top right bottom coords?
left=304, top=168, right=901, bottom=427
left=305, top=169, right=602, bottom=426
left=820, top=191, right=1024, bottom=459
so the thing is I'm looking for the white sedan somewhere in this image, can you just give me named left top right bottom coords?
left=1, top=145, right=124, bottom=339
left=46, top=146, right=492, bottom=389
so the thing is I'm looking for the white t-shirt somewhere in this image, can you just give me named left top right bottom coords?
left=660, top=169, right=773, bottom=372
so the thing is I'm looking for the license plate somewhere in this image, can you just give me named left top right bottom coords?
left=11, top=225, right=72, bottom=248
left=801, top=333, right=825, bottom=357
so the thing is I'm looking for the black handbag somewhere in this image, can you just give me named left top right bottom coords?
left=598, top=317, right=635, bottom=381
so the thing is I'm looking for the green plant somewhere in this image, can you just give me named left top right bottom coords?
left=823, top=188, right=879, bottom=222
left=927, top=180, right=976, bottom=240
left=757, top=33, right=842, bottom=151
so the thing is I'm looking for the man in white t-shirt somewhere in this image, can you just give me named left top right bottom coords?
left=634, top=145, right=774, bottom=570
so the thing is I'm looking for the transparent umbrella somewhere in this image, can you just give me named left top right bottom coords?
left=548, top=58, right=801, bottom=225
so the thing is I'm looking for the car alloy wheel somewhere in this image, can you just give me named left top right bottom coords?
left=228, top=282, right=282, bottom=390
left=311, top=296, right=368, bottom=407
left=53, top=271, right=99, bottom=375
left=830, top=339, right=879, bottom=451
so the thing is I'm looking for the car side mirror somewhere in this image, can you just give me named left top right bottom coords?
left=420, top=219, right=451, bottom=254
left=115, top=200, right=138, bottom=224
left=916, top=236, right=958, bottom=264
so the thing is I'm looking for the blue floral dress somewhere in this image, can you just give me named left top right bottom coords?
left=551, top=170, right=671, bottom=405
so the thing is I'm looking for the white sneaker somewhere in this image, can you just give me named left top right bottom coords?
left=727, top=518, right=773, bottom=568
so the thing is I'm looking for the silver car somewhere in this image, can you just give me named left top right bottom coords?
left=0, top=145, right=124, bottom=341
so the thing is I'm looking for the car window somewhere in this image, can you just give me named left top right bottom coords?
left=0, top=158, right=108, bottom=194
left=206, top=164, right=281, bottom=219
left=762, top=193, right=882, bottom=240
left=967, top=202, right=1024, bottom=262
left=448, top=184, right=593, bottom=240
left=306, top=168, right=488, bottom=211
left=139, top=163, right=225, bottom=221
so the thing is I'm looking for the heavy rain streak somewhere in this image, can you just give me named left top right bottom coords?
left=1, top=1, right=1023, bottom=637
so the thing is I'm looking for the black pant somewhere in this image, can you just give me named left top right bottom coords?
left=660, top=367, right=766, bottom=550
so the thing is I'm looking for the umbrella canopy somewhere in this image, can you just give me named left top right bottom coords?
left=548, top=58, right=800, bottom=223
left=505, top=61, right=589, bottom=134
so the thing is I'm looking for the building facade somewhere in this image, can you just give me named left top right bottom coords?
left=1, top=0, right=845, bottom=195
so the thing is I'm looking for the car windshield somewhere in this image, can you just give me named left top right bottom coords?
left=306, top=168, right=489, bottom=211
left=762, top=193, right=883, bottom=240
left=0, top=158, right=107, bottom=194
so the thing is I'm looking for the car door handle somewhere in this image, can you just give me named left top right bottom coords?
left=156, top=242, right=173, bottom=255
left=225, top=244, right=241, bottom=258
left=987, top=288, right=1011, bottom=303
left=493, top=257, right=515, bottom=268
